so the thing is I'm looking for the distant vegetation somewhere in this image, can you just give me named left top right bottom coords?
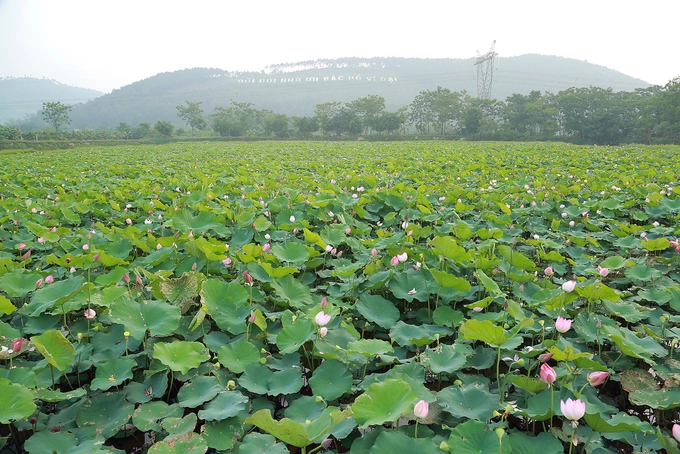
left=2, top=76, right=678, bottom=147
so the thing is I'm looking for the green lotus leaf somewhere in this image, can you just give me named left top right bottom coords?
left=109, top=298, right=181, bottom=340
left=31, top=329, right=76, bottom=371
left=75, top=391, right=135, bottom=439
left=218, top=337, right=260, bottom=374
left=198, top=391, right=249, bottom=421
left=90, top=357, right=136, bottom=391
left=132, top=401, right=183, bottom=432
left=0, top=381, right=37, bottom=424
left=237, top=432, right=289, bottom=454
left=153, top=341, right=210, bottom=374
left=177, top=375, right=223, bottom=408
left=448, top=419, right=511, bottom=454
left=351, top=378, right=417, bottom=428
left=271, top=242, right=310, bottom=264
left=148, top=432, right=207, bottom=454
left=309, top=360, right=353, bottom=401
left=355, top=294, right=400, bottom=329
left=25, top=276, right=89, bottom=316
left=437, top=382, right=498, bottom=421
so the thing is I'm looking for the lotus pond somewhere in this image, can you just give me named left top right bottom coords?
left=2, top=141, right=680, bottom=453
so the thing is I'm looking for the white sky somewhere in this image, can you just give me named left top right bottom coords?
left=0, top=0, right=678, bottom=93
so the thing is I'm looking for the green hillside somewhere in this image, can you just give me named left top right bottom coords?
left=22, top=55, right=652, bottom=129
left=0, top=77, right=103, bottom=124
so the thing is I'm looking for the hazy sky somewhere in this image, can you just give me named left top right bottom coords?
left=0, top=0, right=677, bottom=93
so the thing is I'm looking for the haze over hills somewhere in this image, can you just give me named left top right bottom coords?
left=7, top=55, right=651, bottom=130
left=0, top=77, right=103, bottom=124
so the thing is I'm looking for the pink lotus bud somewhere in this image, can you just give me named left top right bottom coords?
left=414, top=400, right=429, bottom=419
left=92, top=253, right=100, bottom=262
left=555, top=316, right=572, bottom=333
left=262, top=243, right=270, bottom=252
left=21, top=250, right=31, bottom=260
left=370, top=247, right=377, bottom=256
left=597, top=266, right=609, bottom=277
left=538, top=353, right=553, bottom=362
left=492, top=267, right=500, bottom=275
left=560, top=398, right=585, bottom=421
left=84, top=308, right=96, bottom=320
left=18, top=243, right=26, bottom=250
left=314, top=311, right=331, bottom=326
left=192, top=262, right=197, bottom=271
left=125, top=218, right=132, bottom=225
left=248, top=312, right=257, bottom=323
left=293, top=228, right=299, bottom=234
left=82, top=244, right=89, bottom=251
left=290, top=215, right=296, bottom=223
left=562, top=280, right=576, bottom=292
left=544, top=266, right=554, bottom=276
left=45, top=275, right=54, bottom=284
left=136, top=274, right=143, bottom=285
left=540, top=363, right=557, bottom=385
left=243, top=270, right=253, bottom=286
left=587, top=371, right=609, bottom=387
left=397, top=252, right=408, bottom=263
left=35, top=278, right=44, bottom=288
left=70, top=267, right=76, bottom=273
left=336, top=250, right=342, bottom=257
left=123, top=273, right=130, bottom=283
left=325, top=245, right=333, bottom=253
left=390, top=256, right=399, bottom=266
left=318, top=327, right=328, bottom=338
left=37, top=237, right=45, bottom=244
left=188, top=230, right=194, bottom=238
left=321, top=438, right=332, bottom=449
left=11, top=338, right=24, bottom=353
left=472, top=306, right=483, bottom=312
left=673, top=424, right=680, bottom=443
left=345, top=227, right=351, bottom=234
left=222, top=258, right=232, bottom=266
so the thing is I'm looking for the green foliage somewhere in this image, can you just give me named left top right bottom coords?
left=1, top=141, right=680, bottom=453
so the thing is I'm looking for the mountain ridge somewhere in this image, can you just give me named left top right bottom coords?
left=8, top=55, right=652, bottom=129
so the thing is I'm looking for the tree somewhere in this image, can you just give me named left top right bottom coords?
left=153, top=120, right=174, bottom=138
left=176, top=101, right=207, bottom=136
left=292, top=116, right=319, bottom=138
left=347, top=95, right=385, bottom=134
left=263, top=113, right=290, bottom=138
left=41, top=101, right=71, bottom=133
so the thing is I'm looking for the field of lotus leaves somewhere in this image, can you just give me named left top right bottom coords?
left=3, top=141, right=680, bottom=453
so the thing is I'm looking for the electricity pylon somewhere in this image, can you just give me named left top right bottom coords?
left=475, top=40, right=497, bottom=99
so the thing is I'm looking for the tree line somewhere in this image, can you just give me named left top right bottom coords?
left=1, top=76, right=679, bottom=145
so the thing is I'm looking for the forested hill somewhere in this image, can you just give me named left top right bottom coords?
left=65, top=55, right=649, bottom=129
left=0, top=77, right=103, bottom=124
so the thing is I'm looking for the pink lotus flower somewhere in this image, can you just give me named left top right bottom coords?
left=414, top=400, right=429, bottom=419
left=673, top=424, right=680, bottom=443
left=315, top=311, right=331, bottom=326
left=125, top=218, right=132, bottom=225
left=262, top=243, right=271, bottom=252
left=555, top=316, right=572, bottom=333
left=325, top=245, right=333, bottom=253
left=318, top=327, right=328, bottom=338
left=587, top=371, right=609, bottom=387
left=222, top=258, right=232, bottom=266
left=370, top=248, right=377, bottom=256
left=11, top=338, right=24, bottom=353
left=18, top=243, right=26, bottom=251
left=544, top=266, right=554, bottom=276
left=597, top=266, right=609, bottom=277
left=560, top=398, right=585, bottom=421
left=397, top=252, right=408, bottom=263
left=562, top=280, right=576, bottom=292
left=45, top=275, right=54, bottom=285
left=84, top=308, right=96, bottom=320
left=390, top=256, right=400, bottom=266
left=408, top=288, right=417, bottom=295
left=540, top=363, right=557, bottom=385
left=82, top=244, right=89, bottom=251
